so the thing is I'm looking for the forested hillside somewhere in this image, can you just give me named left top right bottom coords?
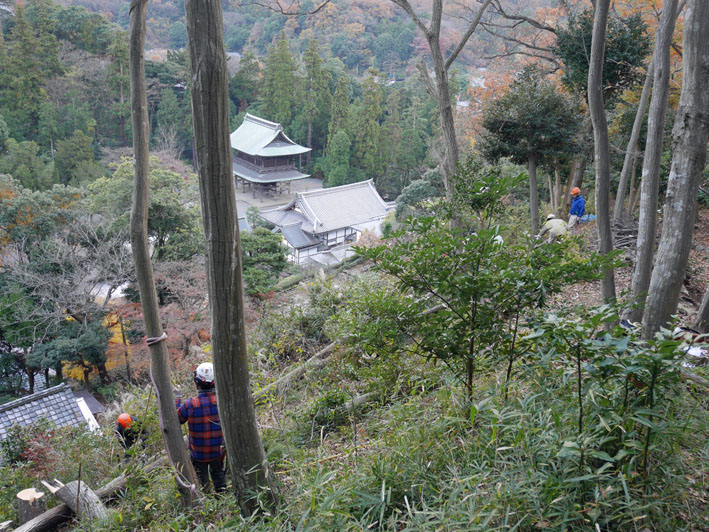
left=1, top=0, right=708, bottom=530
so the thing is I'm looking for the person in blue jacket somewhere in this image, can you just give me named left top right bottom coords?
left=568, top=187, right=585, bottom=229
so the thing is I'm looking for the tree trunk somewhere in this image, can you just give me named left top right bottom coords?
left=527, top=155, right=539, bottom=234
left=128, top=0, right=199, bottom=501
left=588, top=0, right=616, bottom=303
left=394, top=0, right=492, bottom=200
left=694, top=287, right=709, bottom=333
left=185, top=0, right=276, bottom=514
left=430, top=37, right=457, bottom=200
left=97, top=363, right=110, bottom=385
left=642, top=0, right=709, bottom=337
left=26, top=366, right=35, bottom=394
left=553, top=165, right=562, bottom=214
left=614, top=59, right=654, bottom=223
left=54, top=481, right=108, bottom=522
left=306, top=120, right=312, bottom=166
left=562, top=154, right=586, bottom=217
left=627, top=155, right=639, bottom=220
left=17, top=489, right=46, bottom=525
left=628, top=0, right=679, bottom=322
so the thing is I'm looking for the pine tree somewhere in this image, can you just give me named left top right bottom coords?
left=1, top=7, right=46, bottom=140
left=325, top=129, right=351, bottom=187
left=261, top=35, right=297, bottom=126
left=301, top=40, right=331, bottom=163
left=327, top=76, right=350, bottom=153
left=27, top=0, right=63, bottom=78
left=353, top=68, right=383, bottom=179
left=107, top=33, right=130, bottom=144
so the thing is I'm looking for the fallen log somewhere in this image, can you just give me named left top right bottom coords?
left=52, top=481, right=108, bottom=522
left=12, top=456, right=167, bottom=532
left=255, top=341, right=340, bottom=400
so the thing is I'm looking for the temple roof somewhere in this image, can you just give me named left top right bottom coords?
left=230, top=114, right=311, bottom=157
left=280, top=223, right=320, bottom=248
left=0, top=384, right=88, bottom=441
left=263, top=180, right=389, bottom=235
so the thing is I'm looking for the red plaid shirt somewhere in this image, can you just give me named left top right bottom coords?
left=176, top=390, right=224, bottom=462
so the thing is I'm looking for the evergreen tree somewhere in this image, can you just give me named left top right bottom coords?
left=261, top=35, right=298, bottom=126
left=54, top=129, right=95, bottom=185
left=353, top=68, right=383, bottom=179
left=107, top=34, right=131, bottom=145
left=229, top=50, right=262, bottom=114
left=325, top=129, right=352, bottom=187
left=0, top=7, right=46, bottom=140
left=479, top=66, right=580, bottom=234
left=0, top=138, right=54, bottom=190
left=327, top=76, right=349, bottom=152
left=155, top=88, right=187, bottom=148
left=26, top=0, right=62, bottom=78
left=301, top=39, right=331, bottom=163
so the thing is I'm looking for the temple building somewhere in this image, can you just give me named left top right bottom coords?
left=230, top=114, right=311, bottom=198
left=261, top=180, right=391, bottom=265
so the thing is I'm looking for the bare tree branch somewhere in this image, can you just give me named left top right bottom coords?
left=390, top=0, right=431, bottom=37
left=490, top=0, right=557, bottom=34
left=445, top=0, right=494, bottom=70
left=236, top=0, right=332, bottom=15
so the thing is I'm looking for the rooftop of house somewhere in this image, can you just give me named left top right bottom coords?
left=265, top=180, right=389, bottom=234
left=0, top=384, right=89, bottom=441
left=230, top=114, right=310, bottom=158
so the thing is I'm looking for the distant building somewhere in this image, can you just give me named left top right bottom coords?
left=261, top=180, right=391, bottom=265
left=0, top=384, right=99, bottom=444
left=230, top=114, right=311, bottom=198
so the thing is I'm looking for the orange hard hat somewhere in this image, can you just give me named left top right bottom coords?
left=571, top=187, right=581, bottom=195
left=118, top=413, right=133, bottom=428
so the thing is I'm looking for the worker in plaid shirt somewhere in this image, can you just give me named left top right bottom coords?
left=175, top=362, right=226, bottom=492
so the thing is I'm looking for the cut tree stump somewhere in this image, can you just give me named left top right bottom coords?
left=16, top=489, right=45, bottom=525
left=13, top=456, right=167, bottom=532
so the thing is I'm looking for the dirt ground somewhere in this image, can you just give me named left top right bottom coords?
left=549, top=209, right=709, bottom=326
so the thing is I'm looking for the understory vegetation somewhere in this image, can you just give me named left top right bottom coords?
left=1, top=162, right=707, bottom=532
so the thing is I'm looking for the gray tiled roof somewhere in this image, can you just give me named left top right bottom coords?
left=72, top=390, right=105, bottom=416
left=0, top=384, right=87, bottom=441
left=280, top=223, right=320, bottom=249
left=230, top=114, right=311, bottom=157
left=294, top=180, right=389, bottom=234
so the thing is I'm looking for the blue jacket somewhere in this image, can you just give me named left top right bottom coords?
left=570, top=195, right=585, bottom=217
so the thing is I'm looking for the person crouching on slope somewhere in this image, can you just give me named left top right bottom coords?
left=538, top=213, right=568, bottom=243
left=175, top=362, right=227, bottom=492
left=568, top=187, right=585, bottom=229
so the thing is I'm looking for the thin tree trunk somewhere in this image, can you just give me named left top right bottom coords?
left=614, top=59, right=654, bottom=223
left=563, top=152, right=587, bottom=217
left=628, top=0, right=679, bottom=322
left=394, top=0, right=492, bottom=199
left=694, top=287, right=709, bottom=333
left=554, top=165, right=562, bottom=213
left=627, top=155, right=639, bottom=219
left=185, top=0, right=276, bottom=514
left=642, top=0, right=709, bottom=337
left=128, top=0, right=199, bottom=502
left=528, top=155, right=539, bottom=234
left=306, top=120, right=312, bottom=165
left=588, top=0, right=616, bottom=303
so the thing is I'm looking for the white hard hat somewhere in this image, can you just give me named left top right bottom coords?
left=546, top=213, right=556, bottom=220
left=194, top=362, right=215, bottom=385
